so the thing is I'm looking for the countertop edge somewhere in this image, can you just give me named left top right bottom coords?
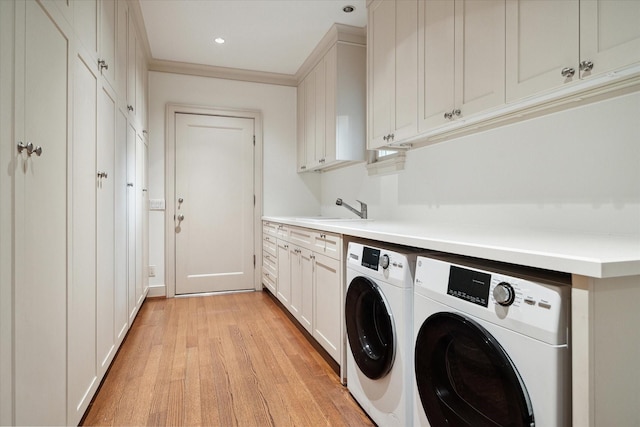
left=262, top=216, right=640, bottom=279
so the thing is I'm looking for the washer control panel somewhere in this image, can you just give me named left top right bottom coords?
left=414, top=256, right=570, bottom=345
left=347, top=242, right=416, bottom=285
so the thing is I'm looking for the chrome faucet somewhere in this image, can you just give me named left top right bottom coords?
left=336, top=198, right=367, bottom=219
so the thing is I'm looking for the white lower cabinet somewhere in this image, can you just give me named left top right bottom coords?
left=262, top=222, right=342, bottom=363
left=312, top=252, right=342, bottom=362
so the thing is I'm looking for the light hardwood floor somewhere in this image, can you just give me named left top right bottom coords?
left=81, top=291, right=374, bottom=426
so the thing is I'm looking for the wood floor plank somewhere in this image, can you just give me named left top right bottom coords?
left=82, top=291, right=374, bottom=427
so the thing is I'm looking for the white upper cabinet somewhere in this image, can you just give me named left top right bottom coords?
left=297, top=24, right=366, bottom=171
left=75, top=0, right=98, bottom=58
left=579, top=0, right=640, bottom=78
left=506, top=0, right=579, bottom=101
left=99, top=0, right=116, bottom=84
left=506, top=0, right=640, bottom=102
left=368, top=0, right=418, bottom=149
left=418, top=0, right=505, bottom=132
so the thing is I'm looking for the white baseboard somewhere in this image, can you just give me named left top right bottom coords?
left=147, top=284, right=166, bottom=298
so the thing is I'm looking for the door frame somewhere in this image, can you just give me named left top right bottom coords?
left=164, top=103, right=263, bottom=297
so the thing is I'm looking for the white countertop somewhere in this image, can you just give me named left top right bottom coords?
left=263, top=216, right=640, bottom=279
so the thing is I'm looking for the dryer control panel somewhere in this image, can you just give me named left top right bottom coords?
left=414, top=256, right=570, bottom=345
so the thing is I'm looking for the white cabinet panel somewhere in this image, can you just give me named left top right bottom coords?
left=99, top=0, right=116, bottom=85
left=580, top=0, right=640, bottom=78
left=14, top=1, right=69, bottom=424
left=75, top=0, right=98, bottom=58
left=506, top=0, right=579, bottom=101
left=114, top=106, right=129, bottom=345
left=368, top=0, right=418, bottom=149
left=96, top=84, right=116, bottom=376
left=277, top=239, right=291, bottom=306
left=313, top=253, right=341, bottom=362
left=419, top=0, right=505, bottom=131
left=68, top=53, right=98, bottom=426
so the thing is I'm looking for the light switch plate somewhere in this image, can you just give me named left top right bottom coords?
left=149, top=199, right=165, bottom=210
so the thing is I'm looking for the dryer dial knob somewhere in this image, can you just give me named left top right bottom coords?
left=493, top=282, right=515, bottom=306
left=380, top=254, right=390, bottom=270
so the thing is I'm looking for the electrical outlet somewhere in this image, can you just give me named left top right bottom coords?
left=148, top=265, right=156, bottom=277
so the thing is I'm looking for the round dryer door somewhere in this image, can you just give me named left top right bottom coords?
left=345, top=276, right=396, bottom=380
left=415, top=312, right=534, bottom=427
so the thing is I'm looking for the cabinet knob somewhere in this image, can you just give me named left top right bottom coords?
left=177, top=214, right=185, bottom=221
left=97, top=171, right=108, bottom=179
left=98, top=59, right=108, bottom=71
left=444, top=111, right=452, bottom=119
left=561, top=67, right=575, bottom=78
left=580, top=60, right=594, bottom=72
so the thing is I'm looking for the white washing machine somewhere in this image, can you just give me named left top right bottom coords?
left=345, top=241, right=418, bottom=427
left=413, top=255, right=571, bottom=427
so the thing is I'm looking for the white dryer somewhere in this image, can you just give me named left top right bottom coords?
left=345, top=242, right=418, bottom=427
left=413, top=255, right=571, bottom=427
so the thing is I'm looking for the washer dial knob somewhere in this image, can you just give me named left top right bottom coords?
left=493, top=282, right=515, bottom=306
left=380, top=254, right=390, bottom=270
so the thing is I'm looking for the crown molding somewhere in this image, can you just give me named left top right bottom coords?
left=148, top=59, right=299, bottom=87
left=294, top=23, right=366, bottom=83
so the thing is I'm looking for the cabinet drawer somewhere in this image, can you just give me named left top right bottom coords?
left=312, top=231, right=342, bottom=260
left=262, top=267, right=277, bottom=293
left=263, top=252, right=277, bottom=276
left=289, top=226, right=314, bottom=249
left=276, top=224, right=290, bottom=240
left=263, top=233, right=277, bottom=257
left=263, top=220, right=279, bottom=238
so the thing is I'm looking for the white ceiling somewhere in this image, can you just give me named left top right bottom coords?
left=138, top=0, right=367, bottom=76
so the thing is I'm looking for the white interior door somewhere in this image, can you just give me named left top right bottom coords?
left=175, top=113, right=255, bottom=295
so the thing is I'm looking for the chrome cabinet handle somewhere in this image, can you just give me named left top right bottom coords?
left=127, top=105, right=134, bottom=112
left=561, top=67, right=575, bottom=78
left=452, top=109, right=461, bottom=117
left=177, top=214, right=185, bottom=221
left=444, top=111, right=452, bottom=119
left=17, top=142, right=42, bottom=156
left=97, top=171, right=108, bottom=179
left=127, top=183, right=134, bottom=187
left=580, top=60, right=594, bottom=72
left=98, top=59, right=108, bottom=71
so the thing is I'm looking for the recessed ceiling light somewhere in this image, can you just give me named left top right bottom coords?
left=342, top=5, right=355, bottom=13
left=214, top=37, right=225, bottom=44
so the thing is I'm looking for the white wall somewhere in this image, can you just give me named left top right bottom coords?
left=321, top=92, right=640, bottom=236
left=148, top=71, right=320, bottom=293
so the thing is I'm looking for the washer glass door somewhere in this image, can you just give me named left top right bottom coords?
left=415, top=312, right=535, bottom=427
left=345, top=276, right=395, bottom=380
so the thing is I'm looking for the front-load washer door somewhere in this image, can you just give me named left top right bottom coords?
left=415, top=312, right=534, bottom=427
left=345, top=276, right=396, bottom=380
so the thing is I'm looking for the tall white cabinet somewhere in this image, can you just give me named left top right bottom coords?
left=12, top=2, right=70, bottom=424
left=1, top=1, right=150, bottom=425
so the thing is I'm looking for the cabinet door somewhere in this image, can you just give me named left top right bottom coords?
left=96, top=84, right=116, bottom=377
left=289, top=247, right=302, bottom=319
left=304, top=70, right=316, bottom=167
left=455, top=0, right=505, bottom=116
left=393, top=0, right=418, bottom=142
left=580, top=0, right=640, bottom=78
left=276, top=240, right=291, bottom=306
left=115, top=0, right=128, bottom=97
left=14, top=2, right=69, bottom=424
left=368, top=0, right=396, bottom=149
left=324, top=45, right=337, bottom=165
left=506, top=0, right=579, bottom=102
left=99, top=0, right=116, bottom=84
left=75, top=0, right=98, bottom=58
left=68, top=53, right=98, bottom=426
left=418, top=0, right=455, bottom=132
left=127, top=122, right=138, bottom=322
left=314, top=59, right=326, bottom=165
left=127, top=14, right=138, bottom=120
left=296, top=78, right=307, bottom=171
left=313, top=253, right=341, bottom=362
left=300, top=249, right=314, bottom=333
left=114, top=106, right=129, bottom=346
